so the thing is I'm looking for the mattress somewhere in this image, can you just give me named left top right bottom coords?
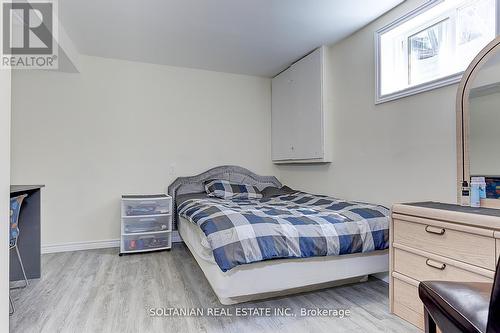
left=178, top=216, right=389, bottom=304
left=178, top=191, right=390, bottom=271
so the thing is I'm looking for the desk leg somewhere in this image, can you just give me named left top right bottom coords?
left=10, top=189, right=41, bottom=281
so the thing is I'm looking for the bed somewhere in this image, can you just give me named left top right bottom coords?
left=168, top=165, right=389, bottom=305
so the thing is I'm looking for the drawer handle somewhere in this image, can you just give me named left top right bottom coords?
left=425, top=225, right=445, bottom=235
left=426, top=259, right=446, bottom=270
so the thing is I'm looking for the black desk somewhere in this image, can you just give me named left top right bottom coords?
left=10, top=185, right=44, bottom=281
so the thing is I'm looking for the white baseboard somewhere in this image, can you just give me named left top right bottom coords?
left=42, top=239, right=120, bottom=254
left=42, top=230, right=183, bottom=254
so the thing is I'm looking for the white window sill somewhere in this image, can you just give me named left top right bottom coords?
left=375, top=72, right=463, bottom=104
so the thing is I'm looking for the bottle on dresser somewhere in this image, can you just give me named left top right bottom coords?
left=470, top=177, right=486, bottom=208
left=461, top=180, right=470, bottom=206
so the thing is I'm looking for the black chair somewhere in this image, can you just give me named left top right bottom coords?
left=418, top=258, right=500, bottom=333
left=9, top=194, right=29, bottom=315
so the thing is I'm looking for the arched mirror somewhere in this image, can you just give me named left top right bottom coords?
left=457, top=37, right=500, bottom=208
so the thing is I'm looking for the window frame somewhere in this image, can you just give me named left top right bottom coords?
left=375, top=0, right=500, bottom=104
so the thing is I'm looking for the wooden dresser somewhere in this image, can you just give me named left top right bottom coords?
left=390, top=202, right=500, bottom=330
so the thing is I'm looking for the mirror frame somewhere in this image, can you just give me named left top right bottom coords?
left=457, top=36, right=500, bottom=208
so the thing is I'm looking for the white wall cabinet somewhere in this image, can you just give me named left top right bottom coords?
left=271, top=46, right=331, bottom=163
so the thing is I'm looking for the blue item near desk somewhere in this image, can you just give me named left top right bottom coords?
left=9, top=195, right=26, bottom=247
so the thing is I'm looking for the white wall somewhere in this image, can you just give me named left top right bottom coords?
left=11, top=0, right=461, bottom=250
left=0, top=69, right=11, bottom=331
left=11, top=55, right=274, bottom=246
left=277, top=0, right=458, bottom=206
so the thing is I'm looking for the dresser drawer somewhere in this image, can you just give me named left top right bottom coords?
left=393, top=217, right=496, bottom=270
left=394, top=248, right=492, bottom=283
left=393, top=277, right=423, bottom=315
left=393, top=274, right=447, bottom=332
left=393, top=301, right=423, bottom=330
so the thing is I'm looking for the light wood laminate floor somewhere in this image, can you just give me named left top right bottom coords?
left=9, top=244, right=420, bottom=333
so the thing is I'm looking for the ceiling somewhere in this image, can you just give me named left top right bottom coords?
left=60, top=0, right=404, bottom=77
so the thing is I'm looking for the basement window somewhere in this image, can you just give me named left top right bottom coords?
left=375, top=0, right=497, bottom=104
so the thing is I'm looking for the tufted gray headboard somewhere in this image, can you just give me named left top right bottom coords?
left=167, top=165, right=281, bottom=229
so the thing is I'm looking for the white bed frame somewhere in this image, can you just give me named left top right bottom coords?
left=168, top=165, right=389, bottom=304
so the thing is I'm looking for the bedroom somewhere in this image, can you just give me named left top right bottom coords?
left=1, top=0, right=500, bottom=332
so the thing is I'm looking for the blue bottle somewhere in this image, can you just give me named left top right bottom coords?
left=470, top=182, right=480, bottom=208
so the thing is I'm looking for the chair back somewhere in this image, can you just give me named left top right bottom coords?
left=488, top=256, right=500, bottom=332
left=9, top=194, right=27, bottom=248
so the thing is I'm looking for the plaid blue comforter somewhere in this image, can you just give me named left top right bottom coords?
left=178, top=191, right=389, bottom=272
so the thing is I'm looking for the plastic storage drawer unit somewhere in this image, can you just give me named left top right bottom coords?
left=120, top=194, right=172, bottom=255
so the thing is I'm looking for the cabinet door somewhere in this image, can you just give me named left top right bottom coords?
left=272, top=68, right=297, bottom=160
left=289, top=49, right=323, bottom=160
left=271, top=48, right=324, bottom=161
